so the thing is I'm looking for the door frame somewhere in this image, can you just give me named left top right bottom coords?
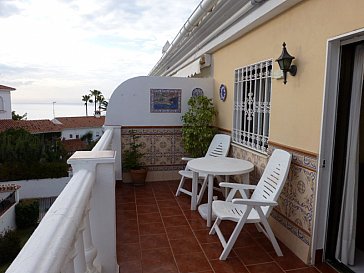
left=312, top=28, right=364, bottom=264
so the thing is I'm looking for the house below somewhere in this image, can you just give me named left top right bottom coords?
left=0, top=119, right=62, bottom=136
left=52, top=116, right=105, bottom=141
left=0, top=85, right=16, bottom=120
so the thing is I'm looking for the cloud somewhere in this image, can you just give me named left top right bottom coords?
left=0, top=0, right=202, bottom=104
left=0, top=0, right=21, bottom=17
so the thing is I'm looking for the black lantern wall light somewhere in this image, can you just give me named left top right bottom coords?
left=275, top=42, right=297, bottom=84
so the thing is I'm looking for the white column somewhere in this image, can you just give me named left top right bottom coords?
left=83, top=210, right=100, bottom=273
left=68, top=150, right=118, bottom=273
left=74, top=227, right=87, bottom=273
left=104, top=125, right=122, bottom=181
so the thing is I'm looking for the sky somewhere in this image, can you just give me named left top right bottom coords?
left=0, top=0, right=201, bottom=104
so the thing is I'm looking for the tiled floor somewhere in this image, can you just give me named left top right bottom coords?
left=116, top=180, right=338, bottom=273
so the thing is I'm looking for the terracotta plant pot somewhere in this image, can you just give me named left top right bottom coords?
left=130, top=168, right=147, bottom=186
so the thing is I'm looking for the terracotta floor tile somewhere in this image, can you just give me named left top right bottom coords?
left=115, top=181, right=315, bottom=273
left=118, top=210, right=137, bottom=220
left=269, top=250, right=308, bottom=270
left=139, top=222, right=166, bottom=235
left=234, top=245, right=273, bottom=265
left=245, top=223, right=266, bottom=238
left=201, top=242, right=236, bottom=260
left=138, top=212, right=162, bottom=225
left=118, top=195, right=136, bottom=204
left=159, top=206, right=184, bottom=217
left=165, top=225, right=195, bottom=240
left=157, top=199, right=179, bottom=208
left=315, top=262, right=340, bottom=273
left=232, top=231, right=258, bottom=248
left=155, top=192, right=176, bottom=200
left=119, top=260, right=142, bottom=273
left=139, top=233, right=170, bottom=249
left=118, top=229, right=140, bottom=244
left=117, top=243, right=141, bottom=262
left=210, top=257, right=249, bottom=273
left=142, top=247, right=176, bottom=271
left=116, top=219, right=138, bottom=230
left=174, top=251, right=212, bottom=273
left=187, top=216, right=211, bottom=231
left=194, top=229, right=220, bottom=244
left=136, top=204, right=159, bottom=214
left=246, top=262, right=285, bottom=273
left=117, top=202, right=136, bottom=211
left=169, top=237, right=202, bottom=255
left=162, top=215, right=189, bottom=227
left=288, top=267, right=321, bottom=273
left=137, top=197, right=157, bottom=205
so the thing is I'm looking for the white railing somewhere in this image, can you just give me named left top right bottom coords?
left=6, top=127, right=120, bottom=273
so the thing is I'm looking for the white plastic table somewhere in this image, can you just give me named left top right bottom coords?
left=187, top=157, right=254, bottom=227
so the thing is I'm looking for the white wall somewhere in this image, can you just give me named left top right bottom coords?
left=1, top=177, right=70, bottom=200
left=0, top=91, right=12, bottom=120
left=0, top=205, right=17, bottom=234
left=105, top=76, right=214, bottom=126
left=61, top=127, right=104, bottom=141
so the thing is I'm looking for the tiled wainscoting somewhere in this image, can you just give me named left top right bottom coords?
left=231, top=142, right=318, bottom=264
left=121, top=127, right=185, bottom=181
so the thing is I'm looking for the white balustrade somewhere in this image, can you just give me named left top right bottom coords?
left=6, top=128, right=119, bottom=273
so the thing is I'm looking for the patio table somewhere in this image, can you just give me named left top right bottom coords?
left=187, top=157, right=254, bottom=227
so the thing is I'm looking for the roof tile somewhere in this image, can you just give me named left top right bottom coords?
left=0, top=119, right=63, bottom=134
left=54, top=116, right=105, bottom=129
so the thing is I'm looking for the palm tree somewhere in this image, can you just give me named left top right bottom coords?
left=100, top=100, right=108, bottom=112
left=81, top=94, right=93, bottom=116
left=97, top=94, right=109, bottom=112
left=90, top=90, right=102, bottom=115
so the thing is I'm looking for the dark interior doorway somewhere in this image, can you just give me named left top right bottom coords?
left=325, top=41, right=364, bottom=272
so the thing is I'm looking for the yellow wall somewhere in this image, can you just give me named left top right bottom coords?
left=213, top=0, right=364, bottom=154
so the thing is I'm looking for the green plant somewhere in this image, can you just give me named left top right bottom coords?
left=122, top=130, right=144, bottom=171
left=0, top=230, right=21, bottom=265
left=181, top=95, right=217, bottom=157
left=15, top=200, right=39, bottom=229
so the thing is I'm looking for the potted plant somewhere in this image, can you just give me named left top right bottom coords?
left=122, top=130, right=147, bottom=185
left=181, top=95, right=217, bottom=157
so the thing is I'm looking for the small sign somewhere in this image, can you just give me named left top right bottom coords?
left=219, top=84, right=227, bottom=101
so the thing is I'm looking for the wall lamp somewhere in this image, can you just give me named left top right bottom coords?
left=275, top=42, right=297, bottom=84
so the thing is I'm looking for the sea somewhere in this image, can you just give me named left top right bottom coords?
left=12, top=103, right=89, bottom=120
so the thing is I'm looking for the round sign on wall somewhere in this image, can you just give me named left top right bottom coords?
left=219, top=84, right=227, bottom=101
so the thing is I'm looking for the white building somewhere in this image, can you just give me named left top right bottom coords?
left=0, top=85, right=15, bottom=120
left=53, top=116, right=105, bottom=141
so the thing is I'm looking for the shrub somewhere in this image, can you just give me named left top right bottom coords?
left=15, top=200, right=39, bottom=229
left=0, top=230, right=21, bottom=264
left=181, top=95, right=217, bottom=157
left=0, top=162, right=68, bottom=182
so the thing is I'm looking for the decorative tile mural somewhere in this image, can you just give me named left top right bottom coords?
left=150, top=89, right=181, bottom=113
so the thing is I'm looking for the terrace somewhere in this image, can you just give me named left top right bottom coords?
left=5, top=126, right=338, bottom=273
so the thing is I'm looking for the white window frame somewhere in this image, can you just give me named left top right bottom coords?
left=232, top=59, right=272, bottom=154
left=0, top=96, right=4, bottom=111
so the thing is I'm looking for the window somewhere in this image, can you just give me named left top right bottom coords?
left=69, top=134, right=73, bottom=139
left=232, top=59, right=272, bottom=154
left=76, top=135, right=79, bottom=139
left=0, top=96, right=4, bottom=111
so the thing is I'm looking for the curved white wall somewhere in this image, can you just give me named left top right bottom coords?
left=105, top=76, right=214, bottom=126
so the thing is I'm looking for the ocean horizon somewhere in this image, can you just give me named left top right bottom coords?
left=12, top=102, right=101, bottom=120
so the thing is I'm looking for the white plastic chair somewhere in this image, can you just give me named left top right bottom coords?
left=175, top=134, right=231, bottom=205
left=209, top=149, right=291, bottom=260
